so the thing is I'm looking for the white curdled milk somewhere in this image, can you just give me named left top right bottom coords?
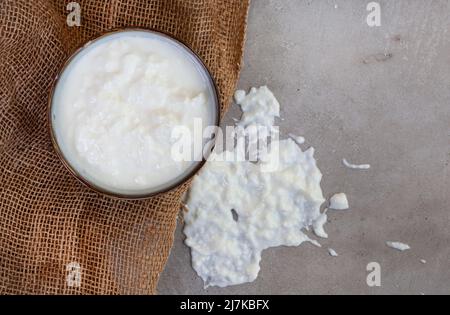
left=51, top=31, right=216, bottom=194
left=329, top=193, right=350, bottom=210
left=184, top=87, right=328, bottom=288
left=386, top=241, right=411, bottom=252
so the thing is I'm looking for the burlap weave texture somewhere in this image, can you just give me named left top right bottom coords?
left=0, top=0, right=249, bottom=294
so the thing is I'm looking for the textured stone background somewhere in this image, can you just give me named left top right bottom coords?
left=158, top=0, right=450, bottom=295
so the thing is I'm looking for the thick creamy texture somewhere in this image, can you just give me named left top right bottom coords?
left=232, top=86, right=281, bottom=160
left=234, top=86, right=280, bottom=130
left=328, top=248, right=339, bottom=257
left=343, top=158, right=371, bottom=170
left=329, top=193, right=350, bottom=210
left=289, top=134, right=306, bottom=145
left=52, top=33, right=214, bottom=193
left=185, top=139, right=326, bottom=288
left=184, top=87, right=327, bottom=288
left=313, top=211, right=329, bottom=239
left=386, top=242, right=411, bottom=251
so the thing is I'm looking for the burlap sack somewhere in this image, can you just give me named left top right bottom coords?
left=0, top=0, right=249, bottom=294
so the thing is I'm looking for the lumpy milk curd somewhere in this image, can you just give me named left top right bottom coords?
left=51, top=31, right=216, bottom=195
left=184, top=87, right=328, bottom=288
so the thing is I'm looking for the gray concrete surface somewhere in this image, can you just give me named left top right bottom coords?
left=158, top=0, right=450, bottom=295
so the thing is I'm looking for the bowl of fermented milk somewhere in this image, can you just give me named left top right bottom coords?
left=49, top=29, right=220, bottom=199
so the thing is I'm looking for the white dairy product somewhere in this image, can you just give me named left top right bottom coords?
left=329, top=193, right=350, bottom=210
left=328, top=248, right=339, bottom=257
left=232, top=87, right=281, bottom=161
left=343, top=158, right=371, bottom=170
left=308, top=238, right=323, bottom=248
left=184, top=139, right=326, bottom=288
left=386, top=242, right=411, bottom=251
left=234, top=90, right=247, bottom=104
left=52, top=31, right=216, bottom=194
left=234, top=86, right=280, bottom=130
left=184, top=86, right=327, bottom=288
left=289, top=134, right=306, bottom=145
left=313, top=211, right=329, bottom=239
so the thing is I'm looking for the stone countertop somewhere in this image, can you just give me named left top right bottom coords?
left=158, top=0, right=450, bottom=295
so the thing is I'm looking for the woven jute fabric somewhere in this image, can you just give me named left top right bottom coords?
left=0, top=0, right=249, bottom=294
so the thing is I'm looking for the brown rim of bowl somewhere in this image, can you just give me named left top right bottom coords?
left=48, top=27, right=221, bottom=200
